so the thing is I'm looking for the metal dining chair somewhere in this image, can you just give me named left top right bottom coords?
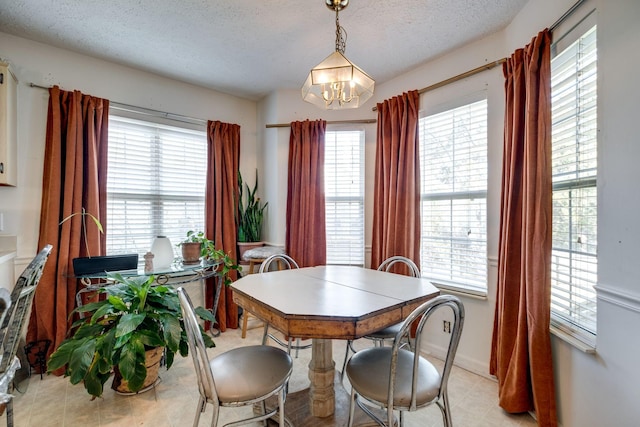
left=177, top=287, right=293, bottom=427
left=342, top=256, right=420, bottom=380
left=345, top=295, right=465, bottom=427
left=259, top=254, right=312, bottom=358
left=0, top=244, right=52, bottom=427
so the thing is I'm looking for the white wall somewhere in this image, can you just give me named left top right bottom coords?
left=257, top=0, right=640, bottom=425
left=0, top=32, right=258, bottom=274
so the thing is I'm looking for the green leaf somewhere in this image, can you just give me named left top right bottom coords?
left=195, top=306, right=215, bottom=322
left=161, top=315, right=182, bottom=352
left=107, top=294, right=128, bottom=312
left=68, top=339, right=97, bottom=384
left=47, top=340, right=78, bottom=372
left=118, top=339, right=146, bottom=392
left=115, top=313, right=146, bottom=337
left=136, top=330, right=164, bottom=348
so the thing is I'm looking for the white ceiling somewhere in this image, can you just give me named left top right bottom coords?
left=0, top=0, right=529, bottom=101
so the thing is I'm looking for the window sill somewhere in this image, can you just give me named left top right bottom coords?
left=550, top=324, right=596, bottom=354
left=429, top=280, right=488, bottom=300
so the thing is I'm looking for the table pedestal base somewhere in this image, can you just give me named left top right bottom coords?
left=266, top=374, right=381, bottom=427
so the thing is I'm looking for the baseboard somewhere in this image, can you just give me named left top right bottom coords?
left=421, top=342, right=492, bottom=380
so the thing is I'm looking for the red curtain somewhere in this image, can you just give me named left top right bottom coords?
left=286, top=120, right=326, bottom=267
left=371, top=90, right=421, bottom=274
left=489, top=29, right=557, bottom=427
left=27, top=86, right=109, bottom=361
left=205, top=120, right=240, bottom=331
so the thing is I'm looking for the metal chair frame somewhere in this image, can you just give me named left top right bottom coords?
left=0, top=244, right=52, bottom=427
left=342, top=256, right=420, bottom=382
left=346, top=295, right=465, bottom=427
left=259, top=255, right=312, bottom=358
left=178, top=287, right=292, bottom=427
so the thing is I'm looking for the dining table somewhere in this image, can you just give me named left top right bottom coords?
left=230, top=265, right=440, bottom=423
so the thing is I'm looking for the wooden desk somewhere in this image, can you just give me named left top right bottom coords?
left=231, top=265, right=439, bottom=420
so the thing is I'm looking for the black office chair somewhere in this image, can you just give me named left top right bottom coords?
left=177, top=287, right=293, bottom=427
left=345, top=295, right=465, bottom=427
left=259, top=254, right=312, bottom=358
left=0, top=244, right=52, bottom=427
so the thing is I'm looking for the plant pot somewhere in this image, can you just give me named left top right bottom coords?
left=237, top=241, right=264, bottom=264
left=112, top=347, right=163, bottom=394
left=181, top=242, right=202, bottom=265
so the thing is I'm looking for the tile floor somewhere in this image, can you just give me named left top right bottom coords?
left=2, top=321, right=537, bottom=426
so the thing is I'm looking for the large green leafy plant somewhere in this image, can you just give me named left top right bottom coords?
left=237, top=170, right=268, bottom=242
left=48, top=273, right=215, bottom=398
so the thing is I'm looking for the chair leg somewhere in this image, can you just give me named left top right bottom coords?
left=193, top=396, right=204, bottom=427
left=278, top=387, right=286, bottom=427
left=262, top=323, right=270, bottom=345
left=437, top=393, right=453, bottom=427
left=347, top=388, right=358, bottom=427
left=6, top=399, right=13, bottom=427
left=340, top=340, right=355, bottom=387
left=241, top=311, right=249, bottom=338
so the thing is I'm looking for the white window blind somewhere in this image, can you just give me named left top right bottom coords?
left=325, top=130, right=365, bottom=265
left=551, top=25, right=597, bottom=342
left=106, top=115, right=207, bottom=261
left=419, top=99, right=488, bottom=291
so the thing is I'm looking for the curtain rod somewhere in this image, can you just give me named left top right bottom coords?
left=550, top=0, right=587, bottom=32
left=265, top=119, right=377, bottom=128
left=371, top=58, right=507, bottom=112
left=28, top=82, right=208, bottom=126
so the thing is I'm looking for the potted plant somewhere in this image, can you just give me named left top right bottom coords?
left=47, top=273, right=215, bottom=398
left=237, top=170, right=268, bottom=259
left=177, top=231, right=242, bottom=278
left=178, top=230, right=208, bottom=264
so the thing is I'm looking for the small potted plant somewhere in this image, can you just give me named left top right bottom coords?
left=237, top=170, right=268, bottom=259
left=179, top=230, right=208, bottom=264
left=47, top=273, right=215, bottom=398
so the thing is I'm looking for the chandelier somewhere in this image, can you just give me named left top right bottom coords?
left=301, top=0, right=375, bottom=109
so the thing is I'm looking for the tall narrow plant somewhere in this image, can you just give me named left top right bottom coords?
left=237, top=170, right=268, bottom=242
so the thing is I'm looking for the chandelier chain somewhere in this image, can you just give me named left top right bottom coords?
left=335, top=9, right=347, bottom=54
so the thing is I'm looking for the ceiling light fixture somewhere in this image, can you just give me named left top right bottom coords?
left=301, top=0, right=375, bottom=110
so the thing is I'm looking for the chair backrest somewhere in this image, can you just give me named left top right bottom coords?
left=0, top=244, right=52, bottom=373
left=389, top=294, right=464, bottom=411
left=0, top=289, right=11, bottom=338
left=377, top=255, right=420, bottom=278
left=177, top=287, right=219, bottom=406
left=258, top=254, right=299, bottom=273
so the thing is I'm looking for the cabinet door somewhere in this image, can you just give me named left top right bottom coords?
left=0, top=62, right=17, bottom=186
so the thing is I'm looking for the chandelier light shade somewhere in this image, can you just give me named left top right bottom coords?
left=301, top=0, right=375, bottom=109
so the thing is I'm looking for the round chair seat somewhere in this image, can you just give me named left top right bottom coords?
left=211, top=345, right=293, bottom=403
left=346, top=347, right=440, bottom=408
left=366, top=322, right=402, bottom=339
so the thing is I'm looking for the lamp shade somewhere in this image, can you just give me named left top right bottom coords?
left=301, top=51, right=375, bottom=110
left=150, top=236, right=174, bottom=269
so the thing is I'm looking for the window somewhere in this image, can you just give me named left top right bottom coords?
left=419, top=99, right=488, bottom=293
left=325, top=129, right=365, bottom=265
left=106, top=115, right=207, bottom=261
left=551, top=24, right=597, bottom=343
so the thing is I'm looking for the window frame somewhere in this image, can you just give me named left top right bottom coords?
left=106, top=112, right=207, bottom=261
left=324, top=126, right=365, bottom=266
left=550, top=18, right=598, bottom=348
left=418, top=94, right=489, bottom=295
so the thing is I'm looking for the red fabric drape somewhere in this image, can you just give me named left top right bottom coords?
left=371, top=90, right=421, bottom=275
left=286, top=120, right=326, bottom=267
left=205, top=120, right=240, bottom=331
left=27, top=86, right=109, bottom=361
left=489, top=29, right=557, bottom=427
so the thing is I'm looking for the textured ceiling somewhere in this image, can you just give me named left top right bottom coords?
left=0, top=0, right=529, bottom=100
